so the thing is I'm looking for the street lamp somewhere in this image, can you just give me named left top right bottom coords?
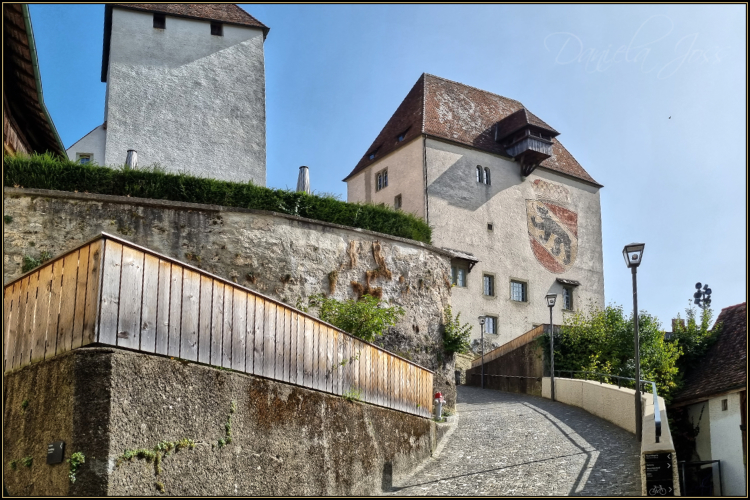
left=479, top=316, right=486, bottom=389
left=546, top=293, right=557, bottom=401
left=623, top=242, right=645, bottom=443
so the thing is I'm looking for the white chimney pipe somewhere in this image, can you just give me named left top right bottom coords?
left=125, top=150, right=138, bottom=169
left=297, top=166, right=310, bottom=194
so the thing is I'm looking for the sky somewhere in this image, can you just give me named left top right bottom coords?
left=27, top=4, right=747, bottom=329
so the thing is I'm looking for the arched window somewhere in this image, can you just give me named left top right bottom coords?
left=484, top=167, right=491, bottom=186
left=476, top=166, right=482, bottom=183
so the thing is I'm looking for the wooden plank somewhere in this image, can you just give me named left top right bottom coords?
left=323, top=326, right=332, bottom=393
left=231, top=288, right=246, bottom=371
left=180, top=269, right=200, bottom=361
left=197, top=275, right=213, bottom=364
left=283, top=308, right=293, bottom=383
left=303, top=317, right=313, bottom=388
left=352, top=339, right=362, bottom=398
left=25, top=272, right=42, bottom=366
left=263, top=301, right=276, bottom=378
left=314, top=323, right=324, bottom=391
left=117, top=247, right=144, bottom=350
left=335, top=330, right=344, bottom=395
left=167, top=264, right=183, bottom=357
left=154, top=259, right=172, bottom=355
left=221, top=284, right=233, bottom=368
left=288, top=312, right=298, bottom=384
left=210, top=281, right=225, bottom=366
left=341, top=334, right=351, bottom=395
left=99, top=241, right=123, bottom=346
left=29, top=266, right=52, bottom=364
left=14, top=274, right=33, bottom=368
left=71, top=245, right=90, bottom=349
left=10, top=278, right=29, bottom=370
left=3, top=284, right=18, bottom=372
left=244, top=294, right=255, bottom=374
left=274, top=305, right=285, bottom=381
left=82, top=240, right=103, bottom=346
left=252, top=298, right=264, bottom=376
left=295, top=312, right=305, bottom=385
left=140, top=254, right=160, bottom=353
left=56, top=252, right=80, bottom=354
left=44, top=260, right=63, bottom=360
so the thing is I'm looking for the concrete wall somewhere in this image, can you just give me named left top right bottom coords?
left=346, top=137, right=425, bottom=218
left=708, top=393, right=745, bottom=496
left=465, top=331, right=544, bottom=395
left=3, top=188, right=457, bottom=407
left=66, top=124, right=106, bottom=165
left=3, top=347, right=441, bottom=496
left=102, top=8, right=266, bottom=184
left=425, top=138, right=605, bottom=345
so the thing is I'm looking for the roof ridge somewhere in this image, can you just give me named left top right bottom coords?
left=422, top=73, right=524, bottom=108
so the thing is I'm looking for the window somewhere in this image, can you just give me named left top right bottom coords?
left=394, top=194, right=402, bottom=210
left=451, top=265, right=467, bottom=287
left=477, top=165, right=490, bottom=185
left=211, top=22, right=223, bottom=36
left=487, top=223, right=493, bottom=231
left=398, top=132, right=406, bottom=142
left=368, top=147, right=379, bottom=160
left=76, top=153, right=93, bottom=165
left=484, top=316, right=497, bottom=334
left=510, top=280, right=527, bottom=302
left=722, top=399, right=728, bottom=411
left=153, top=13, right=166, bottom=29
left=483, top=274, right=495, bottom=296
left=376, top=169, right=388, bottom=191
left=562, top=286, right=573, bottom=310
left=484, top=167, right=491, bottom=185
left=476, top=165, right=482, bottom=183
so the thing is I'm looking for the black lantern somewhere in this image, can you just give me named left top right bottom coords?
left=622, top=243, right=645, bottom=269
left=546, top=293, right=557, bottom=401
left=479, top=316, right=486, bottom=389
left=623, top=242, right=645, bottom=442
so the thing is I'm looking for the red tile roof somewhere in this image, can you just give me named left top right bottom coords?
left=344, top=74, right=600, bottom=186
left=671, top=302, right=747, bottom=404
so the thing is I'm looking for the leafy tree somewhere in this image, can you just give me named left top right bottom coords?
left=307, top=294, right=404, bottom=343
left=669, top=302, right=721, bottom=373
left=442, top=306, right=473, bottom=355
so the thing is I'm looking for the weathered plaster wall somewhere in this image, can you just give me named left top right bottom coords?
left=708, top=393, right=745, bottom=496
left=346, top=137, right=425, bottom=218
left=425, top=137, right=605, bottom=345
left=103, top=8, right=266, bottom=184
left=3, top=188, right=457, bottom=407
left=3, top=347, right=440, bottom=496
left=686, top=401, right=711, bottom=461
left=66, top=124, right=106, bottom=166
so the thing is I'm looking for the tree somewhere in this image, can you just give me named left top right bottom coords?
left=669, top=302, right=721, bottom=374
left=306, top=294, right=404, bottom=343
left=442, top=305, right=472, bottom=355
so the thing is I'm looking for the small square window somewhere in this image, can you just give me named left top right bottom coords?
left=562, top=286, right=573, bottom=310
left=153, top=13, right=166, bottom=29
left=510, top=280, right=527, bottom=302
left=211, top=22, right=223, bottom=36
left=394, top=194, right=402, bottom=210
left=722, top=399, right=728, bottom=411
left=376, top=169, right=388, bottom=191
left=451, top=265, right=467, bottom=287
left=76, top=153, right=93, bottom=165
left=484, top=316, right=497, bottom=334
left=487, top=223, right=493, bottom=231
left=483, top=274, right=495, bottom=296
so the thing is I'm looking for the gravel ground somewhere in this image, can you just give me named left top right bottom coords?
left=387, top=385, right=641, bottom=496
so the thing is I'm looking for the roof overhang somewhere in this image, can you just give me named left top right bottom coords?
left=442, top=248, right=479, bottom=272
left=556, top=278, right=581, bottom=287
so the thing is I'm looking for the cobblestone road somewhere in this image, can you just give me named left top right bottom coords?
left=388, top=386, right=641, bottom=496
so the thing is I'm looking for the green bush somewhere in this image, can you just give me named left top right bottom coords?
left=442, top=305, right=472, bottom=354
left=4, top=153, right=432, bottom=244
left=307, top=294, right=404, bottom=343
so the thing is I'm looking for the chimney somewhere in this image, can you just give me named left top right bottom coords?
left=296, top=166, right=310, bottom=194
left=125, top=150, right=138, bottom=169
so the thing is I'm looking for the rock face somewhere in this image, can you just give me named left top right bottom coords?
left=3, top=188, right=457, bottom=408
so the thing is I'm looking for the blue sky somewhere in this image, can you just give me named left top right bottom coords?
left=27, top=4, right=746, bottom=328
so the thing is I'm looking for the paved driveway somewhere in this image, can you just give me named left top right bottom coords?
left=388, top=385, right=641, bottom=496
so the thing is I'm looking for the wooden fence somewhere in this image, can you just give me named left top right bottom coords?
left=3, top=233, right=433, bottom=418
left=471, top=324, right=546, bottom=368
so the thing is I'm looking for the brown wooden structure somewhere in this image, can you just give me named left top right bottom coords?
left=3, top=233, right=433, bottom=418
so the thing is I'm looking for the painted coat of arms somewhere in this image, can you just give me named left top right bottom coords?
left=526, top=199, right=578, bottom=274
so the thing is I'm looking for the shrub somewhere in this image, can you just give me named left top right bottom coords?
left=307, top=294, right=404, bottom=343
left=4, top=153, right=431, bottom=243
left=442, top=305, right=472, bottom=354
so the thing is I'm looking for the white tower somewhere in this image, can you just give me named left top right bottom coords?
left=67, top=4, right=269, bottom=185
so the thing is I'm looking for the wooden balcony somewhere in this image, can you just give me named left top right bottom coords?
left=3, top=233, right=433, bottom=418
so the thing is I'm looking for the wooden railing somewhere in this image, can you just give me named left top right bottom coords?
left=471, top=324, right=546, bottom=368
left=3, top=233, right=433, bottom=418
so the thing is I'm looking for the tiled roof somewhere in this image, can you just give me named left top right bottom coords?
left=112, top=4, right=268, bottom=31
left=671, top=302, right=747, bottom=404
left=101, top=4, right=269, bottom=82
left=344, top=74, right=600, bottom=186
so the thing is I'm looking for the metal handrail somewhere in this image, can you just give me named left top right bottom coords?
left=554, top=370, right=662, bottom=443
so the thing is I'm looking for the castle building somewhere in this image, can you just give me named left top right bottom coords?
left=344, top=74, right=605, bottom=348
left=66, top=4, right=269, bottom=184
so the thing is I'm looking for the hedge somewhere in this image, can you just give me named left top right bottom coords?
left=3, top=153, right=432, bottom=244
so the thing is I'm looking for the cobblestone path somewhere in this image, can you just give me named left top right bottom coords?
left=388, top=386, right=641, bottom=496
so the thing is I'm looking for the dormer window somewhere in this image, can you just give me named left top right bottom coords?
left=153, top=13, right=166, bottom=29
left=211, top=22, right=223, bottom=36
left=368, top=148, right=379, bottom=160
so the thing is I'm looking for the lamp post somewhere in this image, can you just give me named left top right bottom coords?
left=546, top=293, right=557, bottom=401
left=479, top=316, right=486, bottom=389
left=623, top=242, right=645, bottom=443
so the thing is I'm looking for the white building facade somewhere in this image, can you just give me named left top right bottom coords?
left=67, top=4, right=268, bottom=185
left=345, top=74, right=605, bottom=348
